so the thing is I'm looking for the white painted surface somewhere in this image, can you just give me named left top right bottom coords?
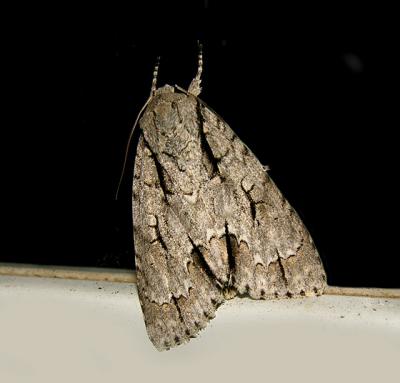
left=0, top=275, right=399, bottom=383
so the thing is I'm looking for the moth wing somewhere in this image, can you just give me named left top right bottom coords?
left=133, top=135, right=224, bottom=351
left=198, top=102, right=327, bottom=299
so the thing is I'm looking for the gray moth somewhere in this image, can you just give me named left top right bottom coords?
left=131, top=48, right=327, bottom=351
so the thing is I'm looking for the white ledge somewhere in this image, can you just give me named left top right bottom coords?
left=0, top=273, right=399, bottom=383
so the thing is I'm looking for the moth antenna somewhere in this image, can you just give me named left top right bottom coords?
left=115, top=57, right=161, bottom=199
left=188, top=41, right=203, bottom=96
left=115, top=97, right=151, bottom=200
left=150, top=56, right=161, bottom=96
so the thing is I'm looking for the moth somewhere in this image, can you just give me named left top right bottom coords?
left=130, top=47, right=327, bottom=351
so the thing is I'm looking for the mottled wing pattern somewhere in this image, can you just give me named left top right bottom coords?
left=133, top=134, right=224, bottom=351
left=198, top=102, right=327, bottom=299
left=133, top=85, right=326, bottom=351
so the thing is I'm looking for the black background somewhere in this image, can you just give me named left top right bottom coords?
left=2, top=2, right=399, bottom=287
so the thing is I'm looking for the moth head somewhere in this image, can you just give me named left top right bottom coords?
left=153, top=84, right=175, bottom=95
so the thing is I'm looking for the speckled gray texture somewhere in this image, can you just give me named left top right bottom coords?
left=133, top=84, right=326, bottom=351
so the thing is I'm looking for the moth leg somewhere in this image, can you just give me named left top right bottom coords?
left=188, top=42, right=203, bottom=96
